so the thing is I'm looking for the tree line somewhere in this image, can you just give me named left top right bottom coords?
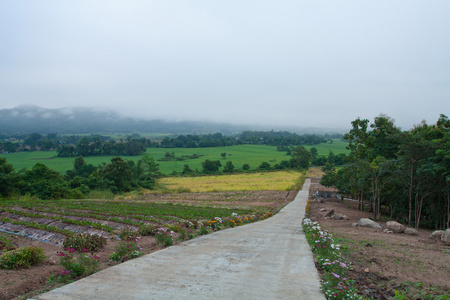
left=0, top=155, right=161, bottom=199
left=1, top=131, right=340, bottom=156
left=321, top=114, right=449, bottom=230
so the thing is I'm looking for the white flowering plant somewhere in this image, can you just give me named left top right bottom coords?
left=302, top=218, right=363, bottom=300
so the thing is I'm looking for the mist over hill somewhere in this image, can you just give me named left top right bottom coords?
left=0, top=105, right=346, bottom=135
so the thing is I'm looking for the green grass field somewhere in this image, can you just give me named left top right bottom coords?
left=0, top=139, right=348, bottom=175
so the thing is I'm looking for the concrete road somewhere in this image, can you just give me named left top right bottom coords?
left=33, top=179, right=325, bottom=300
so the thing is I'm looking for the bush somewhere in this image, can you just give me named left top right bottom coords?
left=138, top=223, right=158, bottom=236
left=118, top=228, right=138, bottom=240
left=0, top=246, right=45, bottom=269
left=155, top=227, right=174, bottom=247
left=63, top=233, right=107, bottom=252
left=110, top=236, right=142, bottom=262
left=58, top=248, right=99, bottom=277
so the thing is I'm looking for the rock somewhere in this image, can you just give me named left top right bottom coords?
left=342, top=215, right=349, bottom=220
left=319, top=208, right=327, bottom=212
left=443, top=229, right=450, bottom=244
left=386, top=221, right=405, bottom=233
left=352, top=223, right=358, bottom=227
left=334, top=213, right=344, bottom=220
left=383, top=229, right=393, bottom=234
left=404, top=228, right=419, bottom=235
left=358, top=218, right=382, bottom=229
left=324, top=217, right=331, bottom=220
left=324, top=209, right=334, bottom=217
left=430, top=230, right=444, bottom=240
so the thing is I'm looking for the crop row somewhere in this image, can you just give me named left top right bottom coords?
left=0, top=208, right=115, bottom=232
left=0, top=217, right=74, bottom=237
left=1, top=200, right=255, bottom=221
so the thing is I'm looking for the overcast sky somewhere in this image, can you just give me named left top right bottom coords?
left=1, top=1, right=449, bottom=130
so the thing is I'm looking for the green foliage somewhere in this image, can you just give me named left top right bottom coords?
left=110, top=236, right=143, bottom=262
left=155, top=227, right=174, bottom=246
left=118, top=228, right=138, bottom=240
left=302, top=219, right=362, bottom=299
left=202, top=159, right=222, bottom=173
left=223, top=161, right=235, bottom=173
left=100, top=157, right=133, bottom=192
left=0, top=235, right=15, bottom=252
left=63, top=233, right=107, bottom=252
left=59, top=248, right=99, bottom=277
left=138, top=223, right=158, bottom=236
left=0, top=157, right=16, bottom=198
left=258, top=161, right=271, bottom=170
left=332, top=114, right=450, bottom=228
left=0, top=246, right=45, bottom=269
left=290, top=146, right=312, bottom=169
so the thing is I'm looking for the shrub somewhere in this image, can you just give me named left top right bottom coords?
left=138, top=223, right=158, bottom=236
left=0, top=246, right=45, bottom=269
left=58, top=248, right=99, bottom=277
left=198, top=225, right=210, bottom=235
left=110, top=236, right=142, bottom=262
left=155, top=227, right=174, bottom=247
left=0, top=236, right=15, bottom=253
left=118, top=228, right=138, bottom=240
left=63, top=233, right=107, bottom=252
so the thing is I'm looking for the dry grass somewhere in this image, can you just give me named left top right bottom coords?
left=306, top=167, right=324, bottom=178
left=158, top=171, right=305, bottom=193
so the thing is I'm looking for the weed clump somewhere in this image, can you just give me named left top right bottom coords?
left=0, top=246, right=45, bottom=269
left=63, top=233, right=107, bottom=252
left=138, top=223, right=158, bottom=236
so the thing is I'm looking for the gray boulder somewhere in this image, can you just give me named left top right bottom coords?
left=443, top=229, right=450, bottom=244
left=334, top=213, right=344, bottom=220
left=358, top=218, right=382, bottom=229
left=386, top=221, right=406, bottom=233
left=404, top=228, right=419, bottom=235
left=430, top=230, right=444, bottom=240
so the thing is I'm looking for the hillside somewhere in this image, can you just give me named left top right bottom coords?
left=0, top=105, right=346, bottom=135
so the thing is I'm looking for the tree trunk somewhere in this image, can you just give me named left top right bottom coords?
left=416, top=193, right=428, bottom=229
left=408, top=160, right=415, bottom=226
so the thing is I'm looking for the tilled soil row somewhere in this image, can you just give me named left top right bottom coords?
left=0, top=210, right=132, bottom=246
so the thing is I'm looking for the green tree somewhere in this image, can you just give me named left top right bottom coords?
left=182, top=164, right=193, bottom=174
left=202, top=160, right=222, bottom=173
left=290, top=146, right=312, bottom=169
left=220, top=152, right=227, bottom=159
left=258, top=162, right=271, bottom=170
left=223, top=161, right=235, bottom=173
left=135, top=154, right=160, bottom=188
left=100, top=157, right=133, bottom=192
left=0, top=158, right=16, bottom=198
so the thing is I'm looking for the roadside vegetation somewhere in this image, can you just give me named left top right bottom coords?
left=321, top=114, right=450, bottom=230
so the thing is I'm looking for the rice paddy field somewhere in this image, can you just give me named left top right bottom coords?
left=0, top=139, right=348, bottom=175
left=158, top=170, right=304, bottom=193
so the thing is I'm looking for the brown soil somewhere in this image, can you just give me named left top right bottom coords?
left=308, top=178, right=450, bottom=299
left=0, top=190, right=295, bottom=300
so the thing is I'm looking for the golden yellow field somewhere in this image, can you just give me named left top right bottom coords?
left=158, top=170, right=305, bottom=193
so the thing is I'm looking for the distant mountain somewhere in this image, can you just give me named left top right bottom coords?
left=0, top=105, right=346, bottom=135
left=0, top=105, right=253, bottom=135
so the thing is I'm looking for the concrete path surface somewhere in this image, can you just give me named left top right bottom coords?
left=33, top=179, right=325, bottom=300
